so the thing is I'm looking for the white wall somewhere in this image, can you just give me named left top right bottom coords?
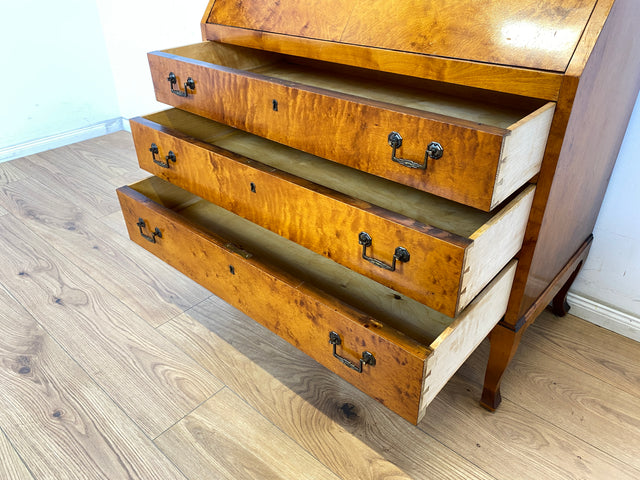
left=95, top=0, right=204, bottom=120
left=0, top=0, right=120, bottom=156
left=569, top=93, right=640, bottom=338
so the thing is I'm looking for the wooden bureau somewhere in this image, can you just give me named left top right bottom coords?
left=117, top=0, right=640, bottom=424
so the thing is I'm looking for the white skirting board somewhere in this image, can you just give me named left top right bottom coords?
left=0, top=118, right=129, bottom=163
left=567, top=292, right=640, bottom=342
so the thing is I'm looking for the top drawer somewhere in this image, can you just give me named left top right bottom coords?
left=148, top=42, right=555, bottom=211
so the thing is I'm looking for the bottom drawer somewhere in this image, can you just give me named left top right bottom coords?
left=117, top=176, right=517, bottom=425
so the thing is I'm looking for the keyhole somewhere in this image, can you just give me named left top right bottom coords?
left=272, top=99, right=278, bottom=111
left=229, top=265, right=235, bottom=275
left=250, top=182, right=256, bottom=193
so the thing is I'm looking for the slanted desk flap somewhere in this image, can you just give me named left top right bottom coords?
left=204, top=0, right=598, bottom=72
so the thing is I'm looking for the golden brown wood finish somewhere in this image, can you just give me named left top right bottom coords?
left=519, top=0, right=640, bottom=315
left=116, top=177, right=516, bottom=424
left=117, top=180, right=429, bottom=424
left=206, top=0, right=597, bottom=71
left=130, top=110, right=533, bottom=316
left=202, top=23, right=564, bottom=100
left=148, top=42, right=553, bottom=210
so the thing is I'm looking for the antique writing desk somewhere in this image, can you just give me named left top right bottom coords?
left=117, top=0, right=640, bottom=424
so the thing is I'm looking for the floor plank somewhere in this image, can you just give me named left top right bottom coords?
left=455, top=319, right=640, bottom=471
left=11, top=150, right=121, bottom=219
left=155, top=388, right=340, bottom=480
left=0, top=176, right=211, bottom=327
left=0, top=214, right=224, bottom=438
left=0, top=427, right=33, bottom=480
left=0, top=160, right=28, bottom=185
left=0, top=286, right=187, bottom=480
left=100, top=209, right=131, bottom=238
left=1, top=133, right=637, bottom=479
left=522, top=311, right=640, bottom=398
left=158, top=298, right=495, bottom=480
left=419, top=374, right=640, bottom=480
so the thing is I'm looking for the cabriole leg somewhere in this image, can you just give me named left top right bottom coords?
left=551, top=261, right=584, bottom=317
left=480, top=323, right=522, bottom=411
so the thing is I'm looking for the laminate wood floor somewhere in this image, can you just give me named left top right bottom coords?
left=0, top=132, right=638, bottom=480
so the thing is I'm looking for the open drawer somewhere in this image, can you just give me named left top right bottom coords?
left=117, top=176, right=517, bottom=425
left=148, top=42, right=555, bottom=211
left=130, top=109, right=534, bottom=317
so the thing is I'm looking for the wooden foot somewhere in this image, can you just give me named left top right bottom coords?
left=551, top=260, right=584, bottom=317
left=480, top=323, right=522, bottom=411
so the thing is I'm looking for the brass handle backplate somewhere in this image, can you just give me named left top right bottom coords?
left=167, top=72, right=195, bottom=97
left=149, top=143, right=176, bottom=169
left=358, top=232, right=410, bottom=272
left=136, top=218, right=162, bottom=244
left=388, top=131, right=443, bottom=169
left=329, top=331, right=376, bottom=373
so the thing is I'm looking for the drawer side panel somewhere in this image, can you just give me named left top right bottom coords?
left=418, top=261, right=517, bottom=422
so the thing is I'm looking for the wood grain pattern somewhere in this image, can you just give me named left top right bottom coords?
left=140, top=109, right=493, bottom=236
left=206, top=0, right=597, bottom=71
left=131, top=113, right=531, bottom=316
left=118, top=177, right=516, bottom=423
left=491, top=103, right=554, bottom=208
left=463, top=327, right=640, bottom=470
left=202, top=23, right=564, bottom=100
left=0, top=176, right=210, bottom=328
left=130, top=116, right=467, bottom=316
left=0, top=161, right=28, bottom=185
left=523, top=312, right=640, bottom=400
left=0, top=427, right=33, bottom=480
left=519, top=0, right=640, bottom=314
left=420, top=262, right=516, bottom=418
left=420, top=373, right=640, bottom=480
left=148, top=42, right=551, bottom=209
left=158, top=304, right=495, bottom=480
left=0, top=286, right=187, bottom=479
left=0, top=214, right=223, bottom=438
left=1, top=134, right=637, bottom=479
left=155, top=388, right=340, bottom=480
left=11, top=153, right=121, bottom=219
left=458, top=186, right=534, bottom=311
left=117, top=180, right=430, bottom=424
left=207, top=0, right=356, bottom=40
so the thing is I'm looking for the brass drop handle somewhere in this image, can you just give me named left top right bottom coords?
left=149, top=143, right=177, bottom=169
left=329, top=331, right=376, bottom=373
left=136, top=218, right=162, bottom=244
left=388, top=131, right=443, bottom=169
left=167, top=72, right=195, bottom=97
left=358, top=232, right=410, bottom=272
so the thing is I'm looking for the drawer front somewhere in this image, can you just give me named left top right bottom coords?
left=116, top=178, right=517, bottom=424
left=117, top=181, right=428, bottom=423
left=131, top=115, right=534, bottom=317
left=148, top=45, right=553, bottom=211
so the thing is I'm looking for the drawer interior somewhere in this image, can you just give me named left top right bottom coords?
left=161, top=42, right=549, bottom=130
left=143, top=109, right=511, bottom=238
left=132, top=175, right=464, bottom=345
